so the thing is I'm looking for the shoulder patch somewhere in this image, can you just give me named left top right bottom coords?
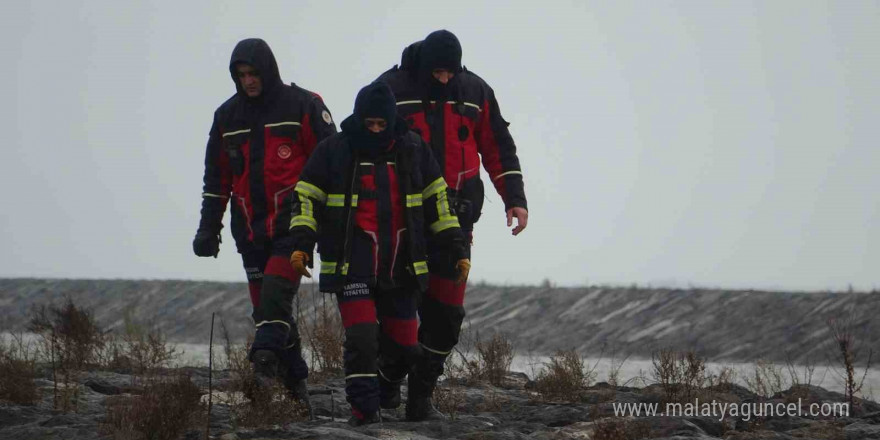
left=322, top=110, right=333, bottom=124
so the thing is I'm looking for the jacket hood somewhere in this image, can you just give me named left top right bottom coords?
left=341, top=82, right=408, bottom=151
left=419, top=30, right=462, bottom=75
left=399, top=40, right=422, bottom=72
left=229, top=38, right=283, bottom=97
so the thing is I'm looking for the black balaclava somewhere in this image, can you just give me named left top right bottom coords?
left=346, top=81, right=399, bottom=155
left=418, top=30, right=463, bottom=99
left=228, top=38, right=283, bottom=103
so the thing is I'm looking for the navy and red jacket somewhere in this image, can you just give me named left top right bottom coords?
left=197, top=39, right=337, bottom=253
left=376, top=43, right=527, bottom=230
left=288, top=115, right=467, bottom=294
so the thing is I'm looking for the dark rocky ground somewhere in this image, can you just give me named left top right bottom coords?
left=2, top=366, right=880, bottom=440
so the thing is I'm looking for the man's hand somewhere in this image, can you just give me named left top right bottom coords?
left=455, top=258, right=471, bottom=284
left=192, top=230, right=220, bottom=257
left=506, top=207, right=529, bottom=236
left=290, top=251, right=312, bottom=278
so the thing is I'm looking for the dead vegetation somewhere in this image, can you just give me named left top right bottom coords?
left=0, top=332, right=40, bottom=405
left=103, top=374, right=203, bottom=440
left=650, top=348, right=736, bottom=404
left=533, top=348, right=598, bottom=402
left=592, top=417, right=652, bottom=440
left=297, top=283, right=344, bottom=380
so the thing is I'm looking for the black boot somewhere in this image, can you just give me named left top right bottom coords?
left=284, top=377, right=313, bottom=419
left=379, top=375, right=402, bottom=409
left=405, top=372, right=447, bottom=421
left=252, top=349, right=279, bottom=388
left=348, top=410, right=381, bottom=427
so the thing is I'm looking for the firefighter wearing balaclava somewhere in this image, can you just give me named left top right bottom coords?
left=192, top=38, right=337, bottom=411
left=377, top=29, right=529, bottom=420
left=286, top=80, right=469, bottom=426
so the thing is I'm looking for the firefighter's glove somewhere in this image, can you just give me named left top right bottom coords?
left=290, top=251, right=312, bottom=278
left=455, top=258, right=471, bottom=284
left=192, top=230, right=221, bottom=258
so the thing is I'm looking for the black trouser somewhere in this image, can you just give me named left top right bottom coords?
left=412, top=229, right=472, bottom=397
left=336, top=282, right=420, bottom=417
left=244, top=249, right=308, bottom=383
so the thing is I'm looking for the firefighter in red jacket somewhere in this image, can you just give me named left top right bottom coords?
left=376, top=29, right=529, bottom=420
left=192, top=38, right=336, bottom=406
left=287, top=81, right=470, bottom=425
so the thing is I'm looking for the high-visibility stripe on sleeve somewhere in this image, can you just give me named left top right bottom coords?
left=290, top=216, right=317, bottom=231
left=202, top=192, right=228, bottom=199
left=423, top=177, right=448, bottom=199
left=341, top=263, right=349, bottom=275
left=295, top=181, right=327, bottom=204
left=493, top=170, right=523, bottom=181
left=222, top=129, right=251, bottom=137
left=320, top=261, right=337, bottom=274
left=413, top=261, right=428, bottom=275
left=406, top=194, right=423, bottom=207
left=430, top=215, right=460, bottom=234
left=264, top=121, right=301, bottom=128
left=327, top=194, right=358, bottom=207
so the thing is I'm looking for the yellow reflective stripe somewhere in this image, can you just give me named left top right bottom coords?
left=420, top=342, right=451, bottom=355
left=298, top=193, right=314, bottom=219
left=327, top=194, right=345, bottom=207
left=289, top=216, right=316, bottom=231
left=320, top=261, right=337, bottom=274
left=423, top=177, right=447, bottom=199
left=430, top=216, right=460, bottom=234
left=413, top=261, right=428, bottom=275
left=327, top=194, right=358, bottom=207
left=264, top=121, right=301, bottom=128
left=436, top=188, right=452, bottom=218
left=346, top=374, right=378, bottom=379
left=406, top=194, right=423, bottom=207
left=295, top=181, right=327, bottom=204
left=222, top=129, right=251, bottom=137
left=341, top=263, right=349, bottom=275
left=202, top=192, right=228, bottom=199
left=493, top=170, right=523, bottom=181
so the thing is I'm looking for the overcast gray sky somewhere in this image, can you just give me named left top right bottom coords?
left=1, top=1, right=877, bottom=291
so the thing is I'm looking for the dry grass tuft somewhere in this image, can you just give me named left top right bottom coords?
left=103, top=375, right=203, bottom=440
left=533, top=348, right=597, bottom=402
left=0, top=332, right=40, bottom=405
left=592, top=417, right=652, bottom=440
left=297, top=284, right=344, bottom=380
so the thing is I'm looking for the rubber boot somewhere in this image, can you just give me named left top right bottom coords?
left=252, top=349, right=279, bottom=388
left=379, top=375, right=402, bottom=409
left=405, top=366, right=446, bottom=421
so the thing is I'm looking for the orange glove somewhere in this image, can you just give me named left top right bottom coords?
left=290, top=251, right=312, bottom=278
left=455, top=258, right=471, bottom=284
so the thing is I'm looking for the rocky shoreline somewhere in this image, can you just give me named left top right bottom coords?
left=2, top=365, right=879, bottom=440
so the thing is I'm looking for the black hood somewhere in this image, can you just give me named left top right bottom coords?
left=341, top=81, right=407, bottom=154
left=399, top=40, right=422, bottom=72
left=419, top=30, right=462, bottom=75
left=229, top=38, right=283, bottom=98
